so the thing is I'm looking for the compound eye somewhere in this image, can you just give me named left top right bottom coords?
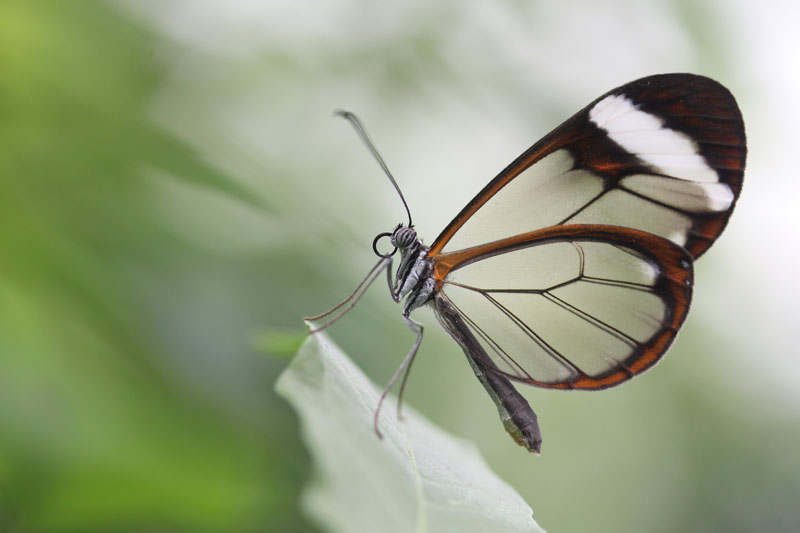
left=393, top=226, right=417, bottom=249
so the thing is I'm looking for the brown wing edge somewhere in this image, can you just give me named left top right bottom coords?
left=431, top=224, right=694, bottom=391
left=628, top=74, right=746, bottom=259
left=427, top=73, right=746, bottom=260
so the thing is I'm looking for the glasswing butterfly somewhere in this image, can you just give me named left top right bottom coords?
left=307, top=73, right=746, bottom=453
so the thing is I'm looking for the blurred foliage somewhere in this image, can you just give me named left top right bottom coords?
left=0, top=2, right=312, bottom=531
left=1, top=1, right=799, bottom=533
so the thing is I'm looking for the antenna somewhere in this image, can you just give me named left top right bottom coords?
left=334, top=110, right=413, bottom=228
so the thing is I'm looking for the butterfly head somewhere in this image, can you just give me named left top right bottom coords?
left=392, top=225, right=417, bottom=250
left=372, top=224, right=419, bottom=259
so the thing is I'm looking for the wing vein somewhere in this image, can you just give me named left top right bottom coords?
left=481, top=292, right=585, bottom=378
left=542, top=291, right=638, bottom=347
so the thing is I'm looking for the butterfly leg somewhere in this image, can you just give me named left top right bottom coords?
left=395, top=314, right=423, bottom=421
left=385, top=255, right=401, bottom=303
left=373, top=312, right=423, bottom=438
left=305, top=257, right=390, bottom=333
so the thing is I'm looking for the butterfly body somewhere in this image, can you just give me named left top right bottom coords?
left=390, top=228, right=434, bottom=313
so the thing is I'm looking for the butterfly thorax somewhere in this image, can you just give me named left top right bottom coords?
left=390, top=226, right=436, bottom=315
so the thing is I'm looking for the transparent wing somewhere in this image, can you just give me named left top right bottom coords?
left=432, top=225, right=692, bottom=389
left=429, top=74, right=746, bottom=259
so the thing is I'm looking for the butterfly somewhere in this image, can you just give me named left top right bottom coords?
left=307, top=73, right=746, bottom=454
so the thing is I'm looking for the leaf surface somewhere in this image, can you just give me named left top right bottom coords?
left=276, top=331, right=544, bottom=533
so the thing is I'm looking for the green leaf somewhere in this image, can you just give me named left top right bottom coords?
left=275, top=330, right=543, bottom=533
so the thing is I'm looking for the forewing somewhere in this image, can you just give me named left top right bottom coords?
left=432, top=225, right=692, bottom=389
left=429, top=74, right=746, bottom=259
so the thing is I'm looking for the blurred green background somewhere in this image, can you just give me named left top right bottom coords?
left=2, top=1, right=799, bottom=532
